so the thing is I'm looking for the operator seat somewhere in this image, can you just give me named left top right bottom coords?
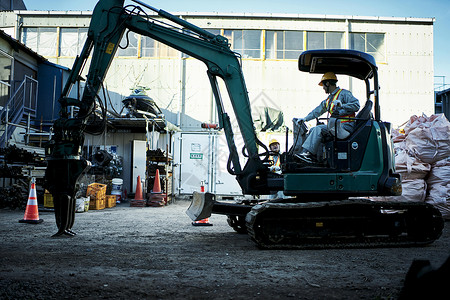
left=321, top=99, right=373, bottom=143
left=350, top=99, right=373, bottom=133
left=323, top=99, right=374, bottom=171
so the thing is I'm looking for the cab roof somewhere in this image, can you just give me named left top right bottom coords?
left=298, top=49, right=377, bottom=81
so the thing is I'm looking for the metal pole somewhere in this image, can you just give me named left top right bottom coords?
left=23, top=77, right=26, bottom=110
left=5, top=105, right=8, bottom=147
left=52, top=75, right=56, bottom=119
left=26, top=113, right=30, bottom=145
left=28, top=77, right=32, bottom=109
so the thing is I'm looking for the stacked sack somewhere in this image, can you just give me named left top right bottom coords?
left=386, top=114, right=450, bottom=219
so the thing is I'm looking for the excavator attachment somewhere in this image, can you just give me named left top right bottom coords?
left=186, top=192, right=216, bottom=221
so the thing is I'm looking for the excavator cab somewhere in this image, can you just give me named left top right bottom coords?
left=295, top=49, right=378, bottom=173
left=280, top=49, right=401, bottom=198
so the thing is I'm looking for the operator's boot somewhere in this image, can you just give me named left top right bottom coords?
left=295, top=151, right=318, bottom=164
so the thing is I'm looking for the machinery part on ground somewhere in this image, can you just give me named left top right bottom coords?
left=399, top=255, right=450, bottom=300
left=245, top=199, right=444, bottom=249
left=227, top=215, right=247, bottom=234
left=186, top=192, right=216, bottom=221
left=45, top=158, right=90, bottom=237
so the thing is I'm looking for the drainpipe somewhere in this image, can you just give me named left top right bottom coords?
left=345, top=19, right=353, bottom=91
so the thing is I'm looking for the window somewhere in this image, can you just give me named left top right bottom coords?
left=138, top=35, right=179, bottom=58
left=326, top=32, right=344, bottom=49
left=117, top=30, right=139, bottom=57
left=21, top=27, right=58, bottom=56
left=59, top=28, right=88, bottom=56
left=141, top=36, right=157, bottom=57
left=307, top=32, right=324, bottom=50
left=307, top=31, right=344, bottom=50
left=350, top=33, right=385, bottom=62
left=227, top=30, right=261, bottom=58
left=158, top=43, right=179, bottom=58
left=0, top=51, right=12, bottom=107
left=265, top=30, right=303, bottom=59
left=21, top=28, right=37, bottom=51
left=207, top=29, right=221, bottom=36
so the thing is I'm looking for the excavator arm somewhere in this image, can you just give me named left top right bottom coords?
left=44, top=0, right=269, bottom=236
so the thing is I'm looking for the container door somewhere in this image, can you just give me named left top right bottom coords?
left=179, top=133, right=211, bottom=194
left=213, top=132, right=243, bottom=196
left=178, top=132, right=243, bottom=196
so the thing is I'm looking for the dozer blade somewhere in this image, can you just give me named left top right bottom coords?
left=246, top=199, right=444, bottom=249
left=186, top=192, right=216, bottom=221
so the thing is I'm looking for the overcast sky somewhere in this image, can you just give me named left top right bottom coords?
left=23, top=0, right=450, bottom=88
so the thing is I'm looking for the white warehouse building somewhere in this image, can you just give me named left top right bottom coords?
left=0, top=9, right=435, bottom=196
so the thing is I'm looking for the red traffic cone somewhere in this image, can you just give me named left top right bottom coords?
left=200, top=180, right=205, bottom=193
left=19, top=178, right=43, bottom=224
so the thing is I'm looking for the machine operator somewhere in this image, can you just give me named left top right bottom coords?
left=268, top=139, right=281, bottom=174
left=294, top=72, right=360, bottom=164
left=268, top=138, right=285, bottom=199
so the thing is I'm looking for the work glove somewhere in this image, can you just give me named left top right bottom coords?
left=333, top=100, right=342, bottom=107
left=331, top=107, right=345, bottom=117
left=293, top=117, right=305, bottom=125
left=269, top=165, right=281, bottom=172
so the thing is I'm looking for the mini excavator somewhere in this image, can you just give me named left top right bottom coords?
left=44, top=0, right=444, bottom=247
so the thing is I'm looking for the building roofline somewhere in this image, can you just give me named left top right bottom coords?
left=0, top=29, right=47, bottom=62
left=13, top=10, right=435, bottom=24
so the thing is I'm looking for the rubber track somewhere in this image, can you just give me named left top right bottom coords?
left=245, top=199, right=444, bottom=249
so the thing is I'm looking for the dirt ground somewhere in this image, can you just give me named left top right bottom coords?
left=1, top=199, right=449, bottom=300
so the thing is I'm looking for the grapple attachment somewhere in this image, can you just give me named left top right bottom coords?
left=186, top=192, right=216, bottom=221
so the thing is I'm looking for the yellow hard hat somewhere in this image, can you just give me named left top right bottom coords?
left=319, top=72, right=338, bottom=86
left=269, top=139, right=279, bottom=146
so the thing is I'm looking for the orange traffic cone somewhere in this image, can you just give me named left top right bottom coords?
left=135, top=175, right=143, bottom=200
left=19, top=178, right=43, bottom=224
left=148, top=169, right=165, bottom=207
left=192, top=217, right=213, bottom=226
left=130, top=175, right=145, bottom=207
left=152, top=169, right=161, bottom=193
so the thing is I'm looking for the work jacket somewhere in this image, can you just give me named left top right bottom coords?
left=304, top=87, right=360, bottom=123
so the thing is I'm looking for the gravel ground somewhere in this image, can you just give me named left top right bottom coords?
left=1, top=199, right=449, bottom=299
